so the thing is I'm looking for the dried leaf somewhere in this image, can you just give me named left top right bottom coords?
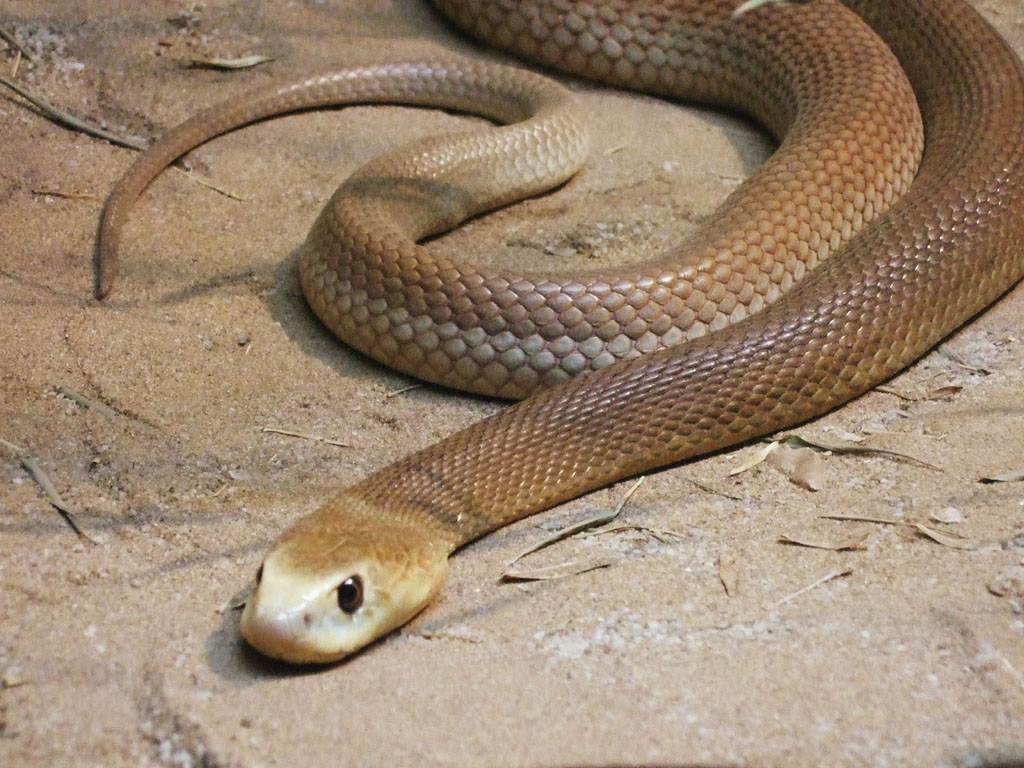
left=777, top=433, right=939, bottom=470
left=876, top=385, right=914, bottom=401
left=980, top=467, right=1024, bottom=484
left=767, top=443, right=825, bottom=491
left=218, top=583, right=253, bottom=614
left=927, top=385, right=963, bottom=400
left=506, top=477, right=644, bottom=567
left=778, top=532, right=870, bottom=551
left=938, top=344, right=990, bottom=375
left=914, top=524, right=976, bottom=550
left=189, top=54, right=274, bottom=70
left=929, top=506, right=963, bottom=524
left=583, top=524, right=686, bottom=544
left=729, top=441, right=778, bottom=476
left=501, top=558, right=614, bottom=582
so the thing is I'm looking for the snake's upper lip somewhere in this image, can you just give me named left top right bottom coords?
left=239, top=602, right=307, bottom=661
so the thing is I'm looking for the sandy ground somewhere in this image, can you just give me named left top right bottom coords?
left=2, top=1, right=1024, bottom=766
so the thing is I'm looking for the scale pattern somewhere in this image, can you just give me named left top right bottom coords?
left=332, top=0, right=1024, bottom=544
left=298, top=0, right=923, bottom=398
left=96, top=0, right=1024, bottom=662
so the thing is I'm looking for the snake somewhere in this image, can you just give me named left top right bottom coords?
left=95, top=0, right=1024, bottom=664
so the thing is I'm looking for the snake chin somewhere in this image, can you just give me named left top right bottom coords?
left=239, top=508, right=450, bottom=664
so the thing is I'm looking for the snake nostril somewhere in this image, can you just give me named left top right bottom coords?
left=303, top=612, right=313, bottom=629
left=254, top=564, right=264, bottom=585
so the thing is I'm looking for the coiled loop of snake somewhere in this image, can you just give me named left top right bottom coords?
left=97, top=0, right=1024, bottom=663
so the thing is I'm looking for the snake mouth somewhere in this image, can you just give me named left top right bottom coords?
left=239, top=600, right=318, bottom=663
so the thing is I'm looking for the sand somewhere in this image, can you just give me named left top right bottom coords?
left=2, top=1, right=1023, bottom=766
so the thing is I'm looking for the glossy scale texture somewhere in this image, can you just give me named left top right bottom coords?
left=97, top=0, right=1024, bottom=662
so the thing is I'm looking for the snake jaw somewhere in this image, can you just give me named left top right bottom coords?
left=239, top=504, right=451, bottom=664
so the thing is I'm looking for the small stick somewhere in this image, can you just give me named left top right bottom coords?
left=0, top=26, right=33, bottom=61
left=765, top=568, right=852, bottom=611
left=580, top=522, right=687, bottom=545
left=820, top=513, right=912, bottom=527
left=55, top=385, right=119, bottom=418
left=260, top=426, right=349, bottom=448
left=171, top=166, right=247, bottom=201
left=0, top=436, right=96, bottom=541
left=686, top=477, right=742, bottom=501
left=385, top=383, right=423, bottom=398
left=0, top=73, right=147, bottom=150
left=507, top=476, right=645, bottom=566
left=31, top=188, right=99, bottom=201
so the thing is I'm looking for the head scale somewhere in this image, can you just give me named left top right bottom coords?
left=240, top=496, right=450, bottom=664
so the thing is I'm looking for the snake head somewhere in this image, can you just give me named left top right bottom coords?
left=239, top=497, right=450, bottom=664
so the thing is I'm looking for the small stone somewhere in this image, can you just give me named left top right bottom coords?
left=931, top=506, right=963, bottom=524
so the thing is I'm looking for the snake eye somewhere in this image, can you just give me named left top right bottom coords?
left=336, top=576, right=363, bottom=614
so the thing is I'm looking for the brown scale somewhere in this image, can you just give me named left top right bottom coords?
left=97, top=0, right=1024, bottom=663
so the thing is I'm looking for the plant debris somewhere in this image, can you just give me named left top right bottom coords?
left=938, top=344, right=990, bottom=375
left=581, top=523, right=686, bottom=544
left=218, top=583, right=252, bottom=614
left=189, top=54, right=274, bottom=70
left=929, top=506, right=963, bottom=524
left=877, top=384, right=963, bottom=402
left=501, top=557, right=615, bottom=583
left=767, top=442, right=825, bottom=491
left=765, top=569, right=853, bottom=611
left=504, top=477, right=645, bottom=569
left=718, top=550, right=738, bottom=596
left=729, top=441, right=778, bottom=476
left=415, top=625, right=483, bottom=644
left=979, top=467, right=1024, bottom=483
left=821, top=514, right=980, bottom=550
left=260, top=426, right=349, bottom=448
left=1, top=75, right=243, bottom=199
left=776, top=433, right=939, bottom=470
left=913, top=524, right=976, bottom=550
left=31, top=187, right=100, bottom=201
left=686, top=477, right=742, bottom=501
left=54, top=384, right=119, bottom=418
left=385, top=384, right=423, bottom=398
left=778, top=532, right=870, bottom=551
left=0, top=436, right=95, bottom=541
left=0, top=25, right=33, bottom=61
left=0, top=73, right=147, bottom=150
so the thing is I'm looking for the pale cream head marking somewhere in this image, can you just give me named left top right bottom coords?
left=239, top=500, right=451, bottom=664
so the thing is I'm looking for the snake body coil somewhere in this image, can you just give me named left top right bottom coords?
left=97, top=0, right=1024, bottom=663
